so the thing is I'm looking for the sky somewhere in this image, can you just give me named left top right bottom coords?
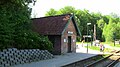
left=31, top=0, right=120, bottom=18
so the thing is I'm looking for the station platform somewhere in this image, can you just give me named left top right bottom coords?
left=14, top=44, right=99, bottom=67
left=114, top=62, right=120, bottom=67
left=13, top=53, right=97, bottom=67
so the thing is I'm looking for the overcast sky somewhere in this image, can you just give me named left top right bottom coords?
left=31, top=0, right=120, bottom=17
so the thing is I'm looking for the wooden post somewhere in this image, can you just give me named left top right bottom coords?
left=93, top=24, right=96, bottom=41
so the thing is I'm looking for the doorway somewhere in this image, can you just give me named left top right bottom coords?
left=68, top=36, right=71, bottom=52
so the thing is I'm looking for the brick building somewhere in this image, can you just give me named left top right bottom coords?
left=32, top=14, right=81, bottom=54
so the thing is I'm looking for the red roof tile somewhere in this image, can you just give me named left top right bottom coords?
left=32, top=14, right=81, bottom=36
left=32, top=14, right=72, bottom=35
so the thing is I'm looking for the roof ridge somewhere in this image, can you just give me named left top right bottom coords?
left=31, top=14, right=72, bottom=19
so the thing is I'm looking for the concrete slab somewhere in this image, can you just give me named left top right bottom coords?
left=13, top=43, right=101, bottom=67
left=13, top=53, right=97, bottom=67
left=114, top=62, right=120, bottom=67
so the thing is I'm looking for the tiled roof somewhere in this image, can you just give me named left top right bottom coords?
left=32, top=14, right=81, bottom=36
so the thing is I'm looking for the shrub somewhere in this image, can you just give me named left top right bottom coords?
left=14, top=30, right=53, bottom=51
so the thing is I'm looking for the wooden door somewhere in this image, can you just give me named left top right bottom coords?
left=68, top=36, right=71, bottom=52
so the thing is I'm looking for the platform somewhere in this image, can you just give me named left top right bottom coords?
left=13, top=44, right=100, bottom=67
left=13, top=52, right=97, bottom=67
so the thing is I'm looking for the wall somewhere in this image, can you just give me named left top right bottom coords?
left=48, top=35, right=61, bottom=55
left=61, top=20, right=77, bottom=54
left=0, top=48, right=53, bottom=67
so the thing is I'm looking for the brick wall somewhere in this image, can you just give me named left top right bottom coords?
left=61, top=20, right=77, bottom=54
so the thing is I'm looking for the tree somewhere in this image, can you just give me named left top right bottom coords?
left=97, top=19, right=106, bottom=30
left=58, top=6, right=76, bottom=14
left=102, top=19, right=119, bottom=42
left=96, top=19, right=106, bottom=41
left=116, top=22, right=120, bottom=39
left=45, top=8, right=58, bottom=16
left=0, top=0, right=53, bottom=51
left=45, top=6, right=103, bottom=41
left=110, top=12, right=120, bottom=18
left=45, top=6, right=120, bottom=42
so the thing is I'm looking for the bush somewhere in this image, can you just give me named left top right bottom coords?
left=14, top=30, right=53, bottom=51
left=0, top=30, right=53, bottom=51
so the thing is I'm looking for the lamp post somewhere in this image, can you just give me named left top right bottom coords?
left=90, top=30, right=93, bottom=46
left=113, top=32, right=116, bottom=46
left=87, top=23, right=91, bottom=53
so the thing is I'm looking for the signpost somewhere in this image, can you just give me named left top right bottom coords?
left=113, top=32, right=116, bottom=46
left=87, top=23, right=91, bottom=53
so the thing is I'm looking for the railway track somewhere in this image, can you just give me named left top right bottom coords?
left=62, top=50, right=120, bottom=67
left=85, top=51, right=120, bottom=67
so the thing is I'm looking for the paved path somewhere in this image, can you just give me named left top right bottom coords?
left=76, top=43, right=102, bottom=54
left=76, top=43, right=120, bottom=53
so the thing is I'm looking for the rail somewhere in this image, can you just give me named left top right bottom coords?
left=85, top=50, right=120, bottom=67
left=62, top=50, right=120, bottom=67
left=85, top=54, right=113, bottom=67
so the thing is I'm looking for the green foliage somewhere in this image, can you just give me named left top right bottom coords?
left=88, top=46, right=100, bottom=51
left=117, top=22, right=120, bottom=39
left=45, top=8, right=58, bottom=16
left=96, top=19, right=106, bottom=41
left=85, top=45, right=112, bottom=52
left=45, top=6, right=102, bottom=40
left=0, top=0, right=53, bottom=51
left=14, top=30, right=53, bottom=51
left=97, top=19, right=106, bottom=29
left=45, top=6, right=120, bottom=42
left=58, top=6, right=76, bottom=14
left=103, top=19, right=120, bottom=42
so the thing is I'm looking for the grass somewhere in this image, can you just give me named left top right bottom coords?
left=76, top=42, right=81, bottom=45
left=109, top=44, right=120, bottom=47
left=76, top=42, right=91, bottom=45
left=84, top=45, right=112, bottom=52
left=104, top=48, right=113, bottom=52
left=86, top=46, right=100, bottom=51
left=92, top=54, right=109, bottom=61
left=76, top=42, right=118, bottom=53
left=102, top=42, right=120, bottom=48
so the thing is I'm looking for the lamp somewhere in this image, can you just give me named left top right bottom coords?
left=87, top=23, right=91, bottom=53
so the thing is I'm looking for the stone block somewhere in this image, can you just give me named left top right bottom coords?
left=9, top=57, right=14, bottom=61
left=14, top=50, right=20, bottom=55
left=36, top=49, right=39, bottom=51
left=4, top=63, right=10, bottom=67
left=2, top=52, right=9, bottom=57
left=12, top=48, right=17, bottom=51
left=14, top=60, right=21, bottom=65
left=7, top=48, right=13, bottom=51
left=2, top=49, right=8, bottom=52
left=19, top=50, right=24, bottom=54
left=20, top=61, right=25, bottom=64
left=32, top=49, right=36, bottom=52
left=0, top=48, right=54, bottom=67
left=8, top=53, right=14, bottom=56
left=29, top=49, right=33, bottom=52
left=0, top=65, right=3, bottom=67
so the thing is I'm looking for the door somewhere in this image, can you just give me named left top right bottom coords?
left=68, top=36, right=71, bottom=52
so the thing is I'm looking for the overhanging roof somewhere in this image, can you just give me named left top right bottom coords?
left=32, top=14, right=81, bottom=36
